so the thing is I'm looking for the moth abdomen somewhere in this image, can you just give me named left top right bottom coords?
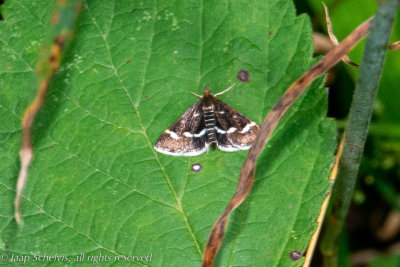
left=203, top=104, right=217, bottom=148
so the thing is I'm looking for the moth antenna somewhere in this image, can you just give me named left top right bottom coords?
left=191, top=91, right=203, bottom=98
left=214, top=83, right=236, bottom=96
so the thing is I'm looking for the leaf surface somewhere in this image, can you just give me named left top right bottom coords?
left=0, top=0, right=336, bottom=266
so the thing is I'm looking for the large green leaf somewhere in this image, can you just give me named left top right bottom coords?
left=0, top=0, right=336, bottom=266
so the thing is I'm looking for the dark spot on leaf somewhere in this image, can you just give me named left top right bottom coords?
left=149, top=238, right=152, bottom=242
left=144, top=95, right=148, bottom=99
left=50, top=146, right=55, bottom=150
left=191, top=163, right=202, bottom=172
left=269, top=30, right=273, bottom=35
left=237, top=70, right=249, bottom=82
left=290, top=251, right=304, bottom=261
left=126, top=59, right=131, bottom=64
left=5, top=245, right=8, bottom=250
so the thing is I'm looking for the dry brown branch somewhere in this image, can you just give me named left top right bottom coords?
left=202, top=16, right=373, bottom=267
left=15, top=36, right=68, bottom=225
left=322, top=2, right=359, bottom=67
left=14, top=0, right=80, bottom=225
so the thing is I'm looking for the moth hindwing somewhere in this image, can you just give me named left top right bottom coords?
left=154, top=85, right=259, bottom=156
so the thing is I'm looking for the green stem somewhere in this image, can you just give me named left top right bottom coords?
left=320, top=1, right=399, bottom=266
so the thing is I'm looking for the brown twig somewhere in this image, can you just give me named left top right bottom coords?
left=322, top=2, right=359, bottom=67
left=202, top=16, right=373, bottom=267
left=15, top=36, right=68, bottom=225
left=14, top=0, right=80, bottom=225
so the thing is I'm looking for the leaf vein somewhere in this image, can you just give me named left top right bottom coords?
left=84, top=1, right=203, bottom=257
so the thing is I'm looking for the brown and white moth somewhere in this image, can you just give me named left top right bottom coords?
left=154, top=84, right=259, bottom=156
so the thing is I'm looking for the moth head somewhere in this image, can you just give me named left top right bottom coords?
left=203, top=85, right=212, bottom=98
left=202, top=86, right=217, bottom=106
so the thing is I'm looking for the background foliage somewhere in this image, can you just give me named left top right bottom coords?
left=294, top=0, right=400, bottom=266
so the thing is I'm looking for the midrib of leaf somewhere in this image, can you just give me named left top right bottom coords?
left=83, top=0, right=203, bottom=257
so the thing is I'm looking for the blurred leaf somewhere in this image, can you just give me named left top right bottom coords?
left=0, top=0, right=336, bottom=265
left=375, top=178, right=400, bottom=210
left=369, top=254, right=400, bottom=267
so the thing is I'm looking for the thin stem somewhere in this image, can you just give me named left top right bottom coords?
left=320, top=1, right=399, bottom=266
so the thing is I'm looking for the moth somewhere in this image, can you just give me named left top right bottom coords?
left=154, top=84, right=259, bottom=156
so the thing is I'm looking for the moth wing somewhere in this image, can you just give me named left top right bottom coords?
left=154, top=101, right=208, bottom=156
left=214, top=99, right=259, bottom=151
